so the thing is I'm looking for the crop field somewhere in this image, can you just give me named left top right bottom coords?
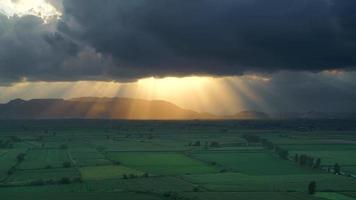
left=289, top=151, right=356, bottom=166
left=0, top=192, right=164, bottom=200
left=6, top=168, right=80, bottom=184
left=191, top=151, right=316, bottom=175
left=17, top=149, right=70, bottom=169
left=70, top=148, right=112, bottom=166
left=0, top=119, right=355, bottom=200
left=79, top=165, right=144, bottom=180
left=107, top=152, right=218, bottom=175
left=182, top=192, right=326, bottom=200
left=0, top=149, right=25, bottom=178
left=183, top=173, right=356, bottom=191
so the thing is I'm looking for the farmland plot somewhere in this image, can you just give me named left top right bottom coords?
left=70, top=148, right=111, bottom=166
left=183, top=173, right=356, bottom=192
left=192, top=151, right=315, bottom=175
left=107, top=152, right=218, bottom=175
left=0, top=149, right=26, bottom=180
left=79, top=165, right=143, bottom=180
left=18, top=149, right=70, bottom=169
left=6, top=168, right=80, bottom=184
left=289, top=151, right=356, bottom=166
left=182, top=192, right=326, bottom=200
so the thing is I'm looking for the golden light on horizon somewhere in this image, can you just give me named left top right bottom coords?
left=0, top=75, right=272, bottom=116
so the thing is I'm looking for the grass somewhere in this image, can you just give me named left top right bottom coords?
left=315, top=192, right=356, bottom=200
left=0, top=192, right=163, bottom=200
left=290, top=151, right=356, bottom=166
left=0, top=177, right=195, bottom=192
left=192, top=151, right=315, bottom=175
left=183, top=173, right=356, bottom=192
left=281, top=144, right=356, bottom=151
left=183, top=192, right=326, bottom=200
left=70, top=148, right=111, bottom=167
left=6, top=168, right=80, bottom=184
left=18, top=149, right=70, bottom=169
left=0, top=149, right=26, bottom=179
left=107, top=152, right=218, bottom=175
left=1, top=119, right=356, bottom=198
left=79, top=165, right=144, bottom=180
left=342, top=166, right=356, bottom=174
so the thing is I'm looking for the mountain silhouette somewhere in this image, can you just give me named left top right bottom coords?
left=0, top=97, right=216, bottom=120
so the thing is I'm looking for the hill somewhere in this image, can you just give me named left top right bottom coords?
left=0, top=97, right=215, bottom=120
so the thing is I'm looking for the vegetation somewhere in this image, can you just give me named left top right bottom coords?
left=0, top=119, right=355, bottom=200
left=308, top=181, right=316, bottom=194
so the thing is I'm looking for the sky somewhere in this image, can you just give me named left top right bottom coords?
left=0, top=0, right=356, bottom=114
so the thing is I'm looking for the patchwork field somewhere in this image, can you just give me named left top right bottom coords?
left=0, top=119, right=355, bottom=200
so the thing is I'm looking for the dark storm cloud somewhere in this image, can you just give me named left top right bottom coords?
left=1, top=0, right=356, bottom=83
left=59, top=0, right=356, bottom=77
left=0, top=14, right=78, bottom=84
left=235, top=71, right=356, bottom=113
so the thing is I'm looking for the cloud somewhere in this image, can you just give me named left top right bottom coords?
left=0, top=0, right=356, bottom=84
left=59, top=0, right=356, bottom=77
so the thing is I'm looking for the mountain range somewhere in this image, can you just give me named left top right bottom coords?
left=0, top=97, right=354, bottom=120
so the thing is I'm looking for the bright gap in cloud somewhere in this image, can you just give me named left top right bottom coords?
left=0, top=0, right=61, bottom=23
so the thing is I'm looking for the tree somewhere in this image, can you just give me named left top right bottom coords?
left=17, top=153, right=25, bottom=162
left=334, top=163, right=341, bottom=175
left=59, top=177, right=71, bottom=184
left=308, top=181, right=316, bottom=194
left=242, top=135, right=261, bottom=143
left=210, top=141, right=220, bottom=148
left=122, top=174, right=128, bottom=179
left=192, top=141, right=201, bottom=146
left=62, top=161, right=71, bottom=168
left=294, top=154, right=299, bottom=163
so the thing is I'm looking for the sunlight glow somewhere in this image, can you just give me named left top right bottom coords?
left=0, top=75, right=273, bottom=116
left=0, top=0, right=61, bottom=23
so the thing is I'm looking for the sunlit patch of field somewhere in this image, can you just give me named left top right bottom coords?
left=107, top=152, right=218, bottom=175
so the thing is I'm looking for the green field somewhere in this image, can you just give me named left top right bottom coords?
left=183, top=173, right=356, bottom=192
left=107, top=152, right=218, bottom=175
left=183, top=192, right=326, bottom=200
left=290, top=151, right=356, bottom=166
left=6, top=168, right=80, bottom=184
left=70, top=148, right=112, bottom=166
left=192, top=151, right=316, bottom=175
left=18, top=149, right=70, bottom=169
left=315, top=192, right=356, bottom=200
left=0, top=149, right=25, bottom=179
left=0, top=119, right=356, bottom=200
left=0, top=193, right=163, bottom=200
left=80, top=165, right=144, bottom=180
